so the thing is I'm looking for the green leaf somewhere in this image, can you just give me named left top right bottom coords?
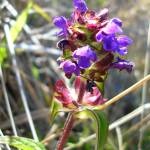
left=0, top=136, right=46, bottom=150
left=63, top=49, right=72, bottom=59
left=50, top=100, right=62, bottom=124
left=33, top=3, right=51, bottom=23
left=0, top=1, right=33, bottom=64
left=95, top=81, right=104, bottom=95
left=80, top=109, right=108, bottom=150
left=10, top=2, right=33, bottom=42
left=32, top=65, right=39, bottom=79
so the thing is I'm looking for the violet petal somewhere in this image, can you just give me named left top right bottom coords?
left=78, top=57, right=91, bottom=68
left=117, top=36, right=133, bottom=47
left=111, top=57, right=134, bottom=73
left=53, top=16, right=67, bottom=29
left=60, top=60, right=76, bottom=73
left=73, top=0, right=88, bottom=13
left=111, top=18, right=122, bottom=27
left=117, top=47, right=128, bottom=55
left=103, top=35, right=118, bottom=51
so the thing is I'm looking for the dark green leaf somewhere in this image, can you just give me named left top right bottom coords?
left=0, top=136, right=46, bottom=150
left=81, top=109, right=108, bottom=150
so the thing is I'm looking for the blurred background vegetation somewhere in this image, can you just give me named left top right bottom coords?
left=0, top=0, right=150, bottom=149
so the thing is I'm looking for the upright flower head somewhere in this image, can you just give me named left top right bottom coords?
left=53, top=0, right=133, bottom=79
left=53, top=0, right=134, bottom=108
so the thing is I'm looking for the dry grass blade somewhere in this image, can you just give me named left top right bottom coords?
left=0, top=65, right=17, bottom=136
left=3, top=23, right=39, bottom=141
left=116, top=127, right=124, bottom=150
left=96, top=75, right=150, bottom=111
left=138, top=21, right=150, bottom=150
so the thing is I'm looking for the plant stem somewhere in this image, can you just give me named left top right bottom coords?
left=56, top=112, right=75, bottom=150
left=77, top=81, right=86, bottom=103
left=56, top=81, right=86, bottom=150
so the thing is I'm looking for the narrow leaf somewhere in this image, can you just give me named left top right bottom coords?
left=81, top=109, right=108, bottom=150
left=50, top=100, right=62, bottom=124
left=10, top=2, right=33, bottom=42
left=33, top=3, right=51, bottom=23
left=95, top=81, right=104, bottom=95
left=0, top=136, right=46, bottom=150
left=32, top=65, right=39, bottom=79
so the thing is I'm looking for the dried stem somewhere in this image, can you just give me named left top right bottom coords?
left=97, top=74, right=150, bottom=111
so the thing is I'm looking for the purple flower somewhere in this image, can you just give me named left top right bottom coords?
left=117, top=47, right=128, bottom=55
left=96, top=30, right=132, bottom=55
left=73, top=0, right=88, bottom=13
left=60, top=60, right=76, bottom=73
left=60, top=60, right=80, bottom=77
left=102, top=18, right=123, bottom=35
left=104, top=35, right=132, bottom=55
left=117, top=36, right=133, bottom=47
left=96, top=18, right=123, bottom=42
left=110, top=57, right=134, bottom=72
left=53, top=16, right=68, bottom=36
left=73, top=46, right=97, bottom=69
left=102, top=34, right=118, bottom=51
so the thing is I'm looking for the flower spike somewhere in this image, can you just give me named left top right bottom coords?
left=53, top=0, right=134, bottom=108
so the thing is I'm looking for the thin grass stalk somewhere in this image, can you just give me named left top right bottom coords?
left=97, top=75, right=150, bottom=111
left=0, top=65, right=17, bottom=136
left=3, top=23, right=39, bottom=141
left=138, top=21, right=150, bottom=150
left=124, top=113, right=150, bottom=137
left=116, top=127, right=124, bottom=150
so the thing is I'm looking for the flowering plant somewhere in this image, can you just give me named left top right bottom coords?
left=53, top=0, right=134, bottom=149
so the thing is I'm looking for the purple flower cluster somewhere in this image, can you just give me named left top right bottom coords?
left=96, top=18, right=132, bottom=56
left=53, top=0, right=134, bottom=108
left=53, top=0, right=134, bottom=79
